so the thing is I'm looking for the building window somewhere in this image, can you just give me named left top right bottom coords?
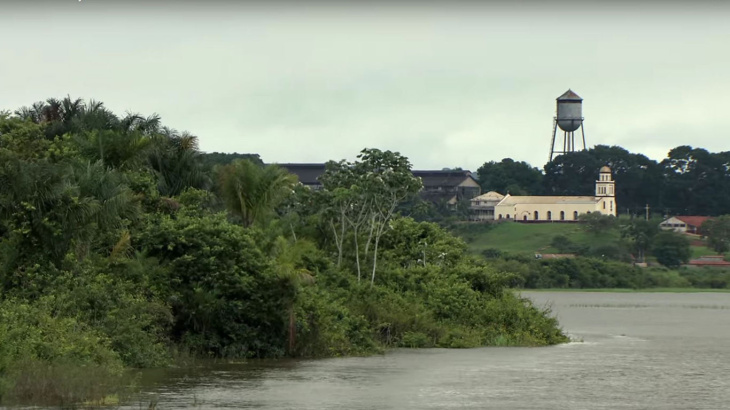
left=523, top=215, right=527, bottom=221
left=498, top=214, right=502, bottom=220
left=534, top=211, right=539, bottom=220
left=560, top=211, right=565, bottom=220
left=573, top=211, right=579, bottom=220
left=547, top=211, right=552, bottom=220
left=603, top=202, right=606, bottom=209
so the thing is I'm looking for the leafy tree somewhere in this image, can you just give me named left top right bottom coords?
left=703, top=216, right=730, bottom=253
left=651, top=231, right=691, bottom=268
left=319, top=149, right=422, bottom=285
left=542, top=150, right=599, bottom=196
left=136, top=210, right=294, bottom=357
left=217, top=159, right=297, bottom=228
left=660, top=146, right=730, bottom=216
left=477, top=158, right=542, bottom=195
left=148, top=130, right=209, bottom=196
left=579, top=212, right=617, bottom=235
left=620, top=218, right=660, bottom=263
left=200, top=152, right=263, bottom=170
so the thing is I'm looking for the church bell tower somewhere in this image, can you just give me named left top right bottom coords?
left=595, top=166, right=615, bottom=197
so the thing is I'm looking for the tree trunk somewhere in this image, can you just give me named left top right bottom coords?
left=370, top=217, right=387, bottom=287
left=330, top=220, right=343, bottom=267
left=354, top=227, right=361, bottom=282
left=364, top=213, right=376, bottom=257
left=370, top=232, right=380, bottom=287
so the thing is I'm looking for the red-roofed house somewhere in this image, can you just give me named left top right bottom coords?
left=687, top=255, right=730, bottom=267
left=659, top=216, right=711, bottom=235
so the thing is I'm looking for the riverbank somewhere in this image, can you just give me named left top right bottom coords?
left=110, top=291, right=730, bottom=409
left=520, top=287, right=730, bottom=293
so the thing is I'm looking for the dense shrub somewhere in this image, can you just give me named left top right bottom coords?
left=136, top=210, right=295, bottom=358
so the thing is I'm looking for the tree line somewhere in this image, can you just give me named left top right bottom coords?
left=477, top=145, right=730, bottom=217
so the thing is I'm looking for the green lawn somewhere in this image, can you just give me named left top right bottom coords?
left=690, top=244, right=721, bottom=259
left=453, top=221, right=723, bottom=261
left=452, top=222, right=617, bottom=255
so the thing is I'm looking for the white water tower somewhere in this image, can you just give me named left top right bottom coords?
left=549, top=89, right=586, bottom=162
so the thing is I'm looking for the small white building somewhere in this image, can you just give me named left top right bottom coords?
left=470, top=191, right=505, bottom=221
left=659, top=216, right=710, bottom=235
left=471, top=166, right=617, bottom=221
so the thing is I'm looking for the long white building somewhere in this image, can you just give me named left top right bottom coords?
left=471, top=166, right=616, bottom=221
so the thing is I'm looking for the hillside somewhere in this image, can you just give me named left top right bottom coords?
left=451, top=221, right=713, bottom=259
left=451, top=222, right=603, bottom=254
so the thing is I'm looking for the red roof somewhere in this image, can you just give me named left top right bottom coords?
left=674, top=216, right=711, bottom=228
left=688, top=260, right=730, bottom=266
left=688, top=255, right=730, bottom=266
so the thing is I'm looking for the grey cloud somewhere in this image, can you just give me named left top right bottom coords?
left=1, top=1, right=729, bottom=171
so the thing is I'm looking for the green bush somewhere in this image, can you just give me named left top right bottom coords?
left=136, top=210, right=295, bottom=358
left=0, top=299, right=124, bottom=404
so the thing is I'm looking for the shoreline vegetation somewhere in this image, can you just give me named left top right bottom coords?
left=0, top=100, right=568, bottom=407
left=447, top=221, right=730, bottom=291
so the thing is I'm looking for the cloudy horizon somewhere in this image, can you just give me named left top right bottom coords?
left=2, top=1, right=729, bottom=171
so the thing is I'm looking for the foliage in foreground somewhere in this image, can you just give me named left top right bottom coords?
left=0, top=98, right=568, bottom=406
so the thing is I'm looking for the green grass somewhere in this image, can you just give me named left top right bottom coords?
left=452, top=222, right=617, bottom=255
left=690, top=244, right=721, bottom=259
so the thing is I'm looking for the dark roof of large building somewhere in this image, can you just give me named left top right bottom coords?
left=277, top=164, right=477, bottom=189
left=277, top=163, right=326, bottom=185
left=412, top=170, right=478, bottom=188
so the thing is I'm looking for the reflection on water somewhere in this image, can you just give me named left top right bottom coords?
left=125, top=292, right=730, bottom=409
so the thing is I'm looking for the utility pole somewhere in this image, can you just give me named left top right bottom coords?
left=645, top=204, right=650, bottom=221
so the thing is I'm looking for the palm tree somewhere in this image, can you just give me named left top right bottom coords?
left=217, top=160, right=297, bottom=228
left=148, top=131, right=208, bottom=196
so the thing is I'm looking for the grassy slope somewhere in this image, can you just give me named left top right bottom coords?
left=454, top=222, right=616, bottom=255
left=453, top=221, right=715, bottom=259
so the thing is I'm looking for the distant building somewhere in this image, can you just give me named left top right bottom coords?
left=277, top=163, right=326, bottom=190
left=470, top=166, right=617, bottom=222
left=276, top=164, right=481, bottom=204
left=659, top=216, right=711, bottom=235
left=470, top=191, right=505, bottom=221
left=687, top=255, right=730, bottom=267
left=412, top=170, right=481, bottom=205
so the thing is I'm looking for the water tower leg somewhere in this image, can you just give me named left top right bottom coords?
left=571, top=132, right=575, bottom=152
left=581, top=123, right=587, bottom=150
left=549, top=118, right=558, bottom=162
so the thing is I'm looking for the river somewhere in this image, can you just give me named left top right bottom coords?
left=127, top=291, right=730, bottom=409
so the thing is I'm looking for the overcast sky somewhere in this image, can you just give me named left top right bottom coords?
left=2, top=1, right=729, bottom=171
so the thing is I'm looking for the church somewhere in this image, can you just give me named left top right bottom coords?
left=470, top=166, right=616, bottom=221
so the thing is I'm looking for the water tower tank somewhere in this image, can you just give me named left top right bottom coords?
left=556, top=89, right=583, bottom=132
